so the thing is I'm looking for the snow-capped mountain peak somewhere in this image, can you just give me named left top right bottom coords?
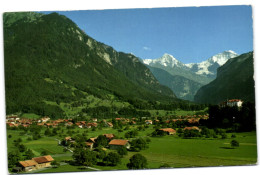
left=185, top=50, right=239, bottom=76
left=143, top=53, right=184, bottom=68
left=207, top=50, right=238, bottom=66
left=143, top=50, right=239, bottom=78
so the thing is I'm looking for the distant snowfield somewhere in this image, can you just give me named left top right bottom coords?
left=143, top=50, right=239, bottom=76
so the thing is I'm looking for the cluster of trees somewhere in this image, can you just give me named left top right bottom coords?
left=125, top=130, right=139, bottom=138
left=127, top=99, right=207, bottom=111
left=129, top=137, right=150, bottom=152
left=72, top=146, right=148, bottom=169
left=151, top=129, right=167, bottom=137
left=200, top=102, right=256, bottom=132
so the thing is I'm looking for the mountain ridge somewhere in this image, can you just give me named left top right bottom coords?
left=194, top=52, right=254, bottom=104
left=142, top=50, right=238, bottom=101
left=4, top=12, right=177, bottom=117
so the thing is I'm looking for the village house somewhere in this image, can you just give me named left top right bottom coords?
left=45, top=123, right=53, bottom=128
left=92, top=118, right=98, bottom=122
left=65, top=136, right=72, bottom=141
left=103, top=133, right=115, bottom=140
left=87, top=137, right=97, bottom=143
left=131, top=121, right=136, bottom=125
left=7, top=123, right=19, bottom=127
left=65, top=122, right=73, bottom=127
left=187, top=118, right=200, bottom=124
left=6, top=115, right=20, bottom=122
left=85, top=142, right=94, bottom=150
left=19, top=160, right=38, bottom=172
left=106, top=122, right=113, bottom=128
left=19, top=155, right=54, bottom=172
left=86, top=122, right=97, bottom=128
left=184, top=126, right=201, bottom=132
left=41, top=117, right=50, bottom=123
left=145, top=120, right=153, bottom=125
left=37, top=123, right=45, bottom=127
left=154, top=119, right=160, bottom=123
left=32, top=155, right=54, bottom=169
left=159, top=128, right=176, bottom=135
left=75, top=122, right=84, bottom=128
left=219, top=99, right=243, bottom=108
left=108, top=139, right=130, bottom=150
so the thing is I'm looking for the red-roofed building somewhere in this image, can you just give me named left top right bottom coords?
left=159, top=128, right=176, bottom=135
left=184, top=126, right=200, bottom=131
left=32, top=155, right=54, bottom=169
left=220, top=99, right=243, bottom=108
left=103, top=134, right=115, bottom=140
left=19, top=160, right=38, bottom=172
left=108, top=139, right=130, bottom=150
left=19, top=155, right=54, bottom=172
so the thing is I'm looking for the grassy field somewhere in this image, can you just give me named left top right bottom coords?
left=140, top=132, right=257, bottom=168
left=148, top=108, right=208, bottom=117
left=39, top=131, right=257, bottom=173
left=7, top=127, right=257, bottom=173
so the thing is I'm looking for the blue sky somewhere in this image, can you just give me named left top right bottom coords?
left=43, top=5, right=253, bottom=63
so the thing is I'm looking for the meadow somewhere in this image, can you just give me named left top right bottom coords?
left=7, top=127, right=257, bottom=173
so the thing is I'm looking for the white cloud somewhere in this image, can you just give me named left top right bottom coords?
left=143, top=46, right=151, bottom=51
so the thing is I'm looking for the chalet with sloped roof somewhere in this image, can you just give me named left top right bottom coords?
left=109, top=139, right=130, bottom=150
left=19, top=155, right=54, bottom=172
left=19, top=160, right=38, bottom=172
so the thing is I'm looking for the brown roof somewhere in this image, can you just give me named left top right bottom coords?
left=184, top=126, right=200, bottom=131
left=65, top=136, right=71, bottom=141
left=87, top=123, right=97, bottom=127
left=103, top=134, right=115, bottom=139
left=19, top=160, right=38, bottom=167
left=160, top=128, right=176, bottom=133
left=89, top=137, right=97, bottom=143
left=107, top=122, right=113, bottom=126
left=32, top=155, right=54, bottom=164
left=85, top=142, right=93, bottom=146
left=109, top=139, right=128, bottom=146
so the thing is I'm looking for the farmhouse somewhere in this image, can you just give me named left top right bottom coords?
left=109, top=139, right=130, bottom=150
left=32, top=155, right=54, bottom=169
left=19, top=160, right=38, bottom=172
left=159, top=128, right=176, bottom=135
left=19, top=155, right=54, bottom=172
